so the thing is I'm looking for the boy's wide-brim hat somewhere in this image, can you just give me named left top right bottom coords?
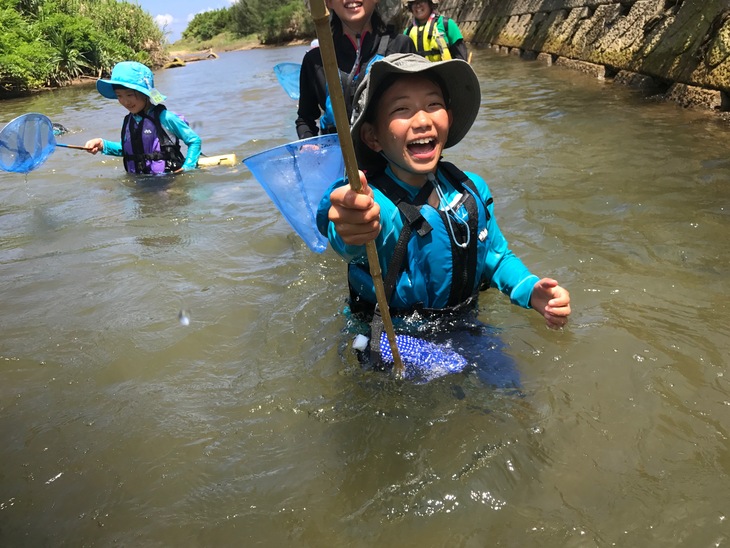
left=96, top=61, right=166, bottom=104
left=351, top=53, right=481, bottom=170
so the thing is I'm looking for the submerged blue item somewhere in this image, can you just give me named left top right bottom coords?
left=96, top=61, right=166, bottom=104
left=274, top=63, right=301, bottom=100
left=243, top=134, right=345, bottom=253
left=0, top=113, right=56, bottom=173
left=379, top=331, right=468, bottom=383
left=370, top=316, right=521, bottom=387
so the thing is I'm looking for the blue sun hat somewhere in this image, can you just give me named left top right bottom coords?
left=96, top=61, right=166, bottom=105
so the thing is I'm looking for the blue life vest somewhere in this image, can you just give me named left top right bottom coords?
left=121, top=104, right=186, bottom=174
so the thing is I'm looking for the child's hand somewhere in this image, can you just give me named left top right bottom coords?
left=328, top=170, right=381, bottom=246
left=530, top=278, right=571, bottom=329
left=84, top=138, right=104, bottom=154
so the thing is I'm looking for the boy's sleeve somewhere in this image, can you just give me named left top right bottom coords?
left=467, top=172, right=539, bottom=309
left=316, top=179, right=401, bottom=268
left=316, top=178, right=369, bottom=263
left=101, top=140, right=123, bottom=157
left=160, top=110, right=202, bottom=171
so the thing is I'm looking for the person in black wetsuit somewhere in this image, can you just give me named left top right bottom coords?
left=295, top=0, right=416, bottom=140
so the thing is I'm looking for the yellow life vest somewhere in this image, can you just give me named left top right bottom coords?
left=407, top=15, right=452, bottom=62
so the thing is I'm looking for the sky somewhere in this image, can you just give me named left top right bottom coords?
left=132, top=0, right=235, bottom=43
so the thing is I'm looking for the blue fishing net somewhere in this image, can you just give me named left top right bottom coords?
left=243, top=134, right=344, bottom=253
left=273, top=63, right=301, bottom=101
left=0, top=113, right=56, bottom=173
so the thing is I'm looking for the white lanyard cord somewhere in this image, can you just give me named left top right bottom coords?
left=427, top=173, right=470, bottom=249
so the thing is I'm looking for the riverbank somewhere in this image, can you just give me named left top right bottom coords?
left=163, top=37, right=309, bottom=69
left=166, top=35, right=309, bottom=59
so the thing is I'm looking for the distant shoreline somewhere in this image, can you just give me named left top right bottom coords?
left=166, top=38, right=310, bottom=59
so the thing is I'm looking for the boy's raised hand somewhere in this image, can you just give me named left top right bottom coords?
left=530, top=278, right=571, bottom=329
left=328, top=170, right=381, bottom=246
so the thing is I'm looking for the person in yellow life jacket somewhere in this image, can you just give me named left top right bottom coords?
left=404, top=0, right=468, bottom=62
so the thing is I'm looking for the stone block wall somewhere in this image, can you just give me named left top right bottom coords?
left=437, top=0, right=730, bottom=111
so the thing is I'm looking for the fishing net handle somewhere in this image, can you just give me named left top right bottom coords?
left=310, top=0, right=404, bottom=377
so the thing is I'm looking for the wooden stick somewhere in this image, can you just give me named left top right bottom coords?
left=55, top=143, right=90, bottom=150
left=310, top=0, right=404, bottom=378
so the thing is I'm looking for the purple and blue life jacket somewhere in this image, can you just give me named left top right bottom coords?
left=121, top=104, right=186, bottom=174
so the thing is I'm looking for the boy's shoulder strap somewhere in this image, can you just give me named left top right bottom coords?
left=438, top=161, right=469, bottom=189
left=438, top=160, right=493, bottom=215
left=439, top=161, right=474, bottom=192
left=367, top=170, right=432, bottom=236
left=366, top=171, right=434, bottom=304
left=367, top=170, right=406, bottom=201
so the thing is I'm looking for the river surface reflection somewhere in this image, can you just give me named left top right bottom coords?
left=1, top=46, right=729, bottom=546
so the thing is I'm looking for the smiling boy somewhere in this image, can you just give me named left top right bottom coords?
left=317, top=53, right=571, bottom=329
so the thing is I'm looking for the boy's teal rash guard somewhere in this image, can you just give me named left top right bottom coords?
left=101, top=109, right=202, bottom=171
left=317, top=165, right=539, bottom=310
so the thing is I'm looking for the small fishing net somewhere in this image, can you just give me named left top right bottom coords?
left=243, top=134, right=344, bottom=253
left=0, top=113, right=56, bottom=173
left=273, top=63, right=301, bottom=101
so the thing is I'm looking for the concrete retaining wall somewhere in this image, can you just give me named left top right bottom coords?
left=438, top=0, right=730, bottom=111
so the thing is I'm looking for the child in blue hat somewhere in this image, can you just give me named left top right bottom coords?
left=84, top=61, right=201, bottom=174
left=321, top=53, right=571, bottom=326
left=318, top=54, right=571, bottom=380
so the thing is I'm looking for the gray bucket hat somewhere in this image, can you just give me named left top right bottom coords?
left=96, top=61, right=166, bottom=105
left=350, top=53, right=481, bottom=170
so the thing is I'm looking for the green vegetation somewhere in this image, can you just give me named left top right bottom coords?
left=183, top=0, right=314, bottom=46
left=0, top=0, right=314, bottom=98
left=0, top=0, right=167, bottom=97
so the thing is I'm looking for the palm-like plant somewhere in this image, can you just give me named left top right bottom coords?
left=45, top=27, right=92, bottom=86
